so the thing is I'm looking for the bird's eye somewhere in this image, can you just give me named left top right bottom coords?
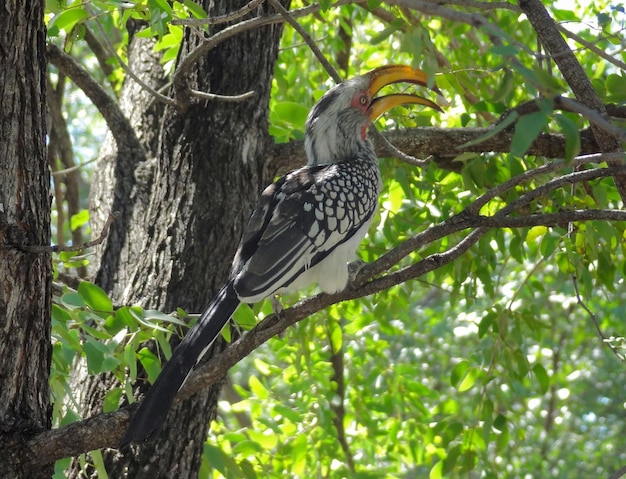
left=359, top=95, right=368, bottom=106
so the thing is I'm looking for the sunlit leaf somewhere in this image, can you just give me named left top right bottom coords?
left=78, top=281, right=113, bottom=312
left=48, top=6, right=88, bottom=32
left=137, top=347, right=161, bottom=383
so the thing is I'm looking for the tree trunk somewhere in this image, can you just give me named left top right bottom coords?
left=76, top=2, right=289, bottom=477
left=0, top=1, right=52, bottom=478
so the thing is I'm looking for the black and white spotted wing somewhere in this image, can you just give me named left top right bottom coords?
left=232, top=156, right=381, bottom=303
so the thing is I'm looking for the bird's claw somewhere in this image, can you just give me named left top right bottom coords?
left=270, top=295, right=284, bottom=318
left=348, top=259, right=366, bottom=286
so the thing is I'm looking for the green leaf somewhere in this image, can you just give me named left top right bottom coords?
left=143, top=309, right=187, bottom=326
left=48, top=6, right=89, bottom=33
left=52, top=303, right=73, bottom=323
left=555, top=114, right=581, bottom=162
left=319, top=0, right=333, bottom=11
left=526, top=225, right=548, bottom=246
left=273, top=404, right=302, bottom=423
left=272, top=101, right=309, bottom=129
left=493, top=414, right=509, bottom=451
left=532, top=364, right=550, bottom=394
left=540, top=231, right=561, bottom=258
left=137, top=347, right=161, bottom=383
left=183, top=0, right=207, bottom=18
left=489, top=44, right=519, bottom=56
left=233, top=303, right=257, bottom=329
left=70, top=209, right=90, bottom=231
left=115, top=306, right=141, bottom=330
left=606, top=73, right=626, bottom=101
left=430, top=460, right=444, bottom=479
left=457, top=367, right=479, bottom=392
left=461, top=157, right=487, bottom=192
left=478, top=310, right=496, bottom=338
left=254, top=358, right=272, bottom=376
left=450, top=360, right=469, bottom=388
left=552, top=8, right=579, bottom=21
left=249, top=375, right=269, bottom=400
left=60, top=292, right=85, bottom=309
left=84, top=338, right=107, bottom=374
left=509, top=234, right=525, bottom=263
left=78, top=281, right=113, bottom=312
left=103, top=387, right=123, bottom=412
left=90, top=449, right=109, bottom=479
left=511, top=110, right=549, bottom=157
left=456, top=112, right=517, bottom=149
left=493, top=413, right=507, bottom=432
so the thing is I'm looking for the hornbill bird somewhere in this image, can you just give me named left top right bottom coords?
left=121, top=65, right=442, bottom=446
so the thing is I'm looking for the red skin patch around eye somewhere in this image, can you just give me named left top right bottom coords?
left=351, top=93, right=371, bottom=140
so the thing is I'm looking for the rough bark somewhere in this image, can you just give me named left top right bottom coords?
left=65, top=21, right=169, bottom=479
left=72, top=2, right=289, bottom=477
left=0, top=1, right=52, bottom=478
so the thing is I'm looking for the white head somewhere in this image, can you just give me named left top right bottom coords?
left=304, top=65, right=441, bottom=166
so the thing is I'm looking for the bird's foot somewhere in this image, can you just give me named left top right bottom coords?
left=347, top=259, right=366, bottom=286
left=270, top=295, right=284, bottom=317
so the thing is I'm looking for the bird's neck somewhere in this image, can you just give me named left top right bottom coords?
left=305, top=133, right=376, bottom=167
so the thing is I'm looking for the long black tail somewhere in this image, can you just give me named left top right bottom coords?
left=121, top=282, right=240, bottom=446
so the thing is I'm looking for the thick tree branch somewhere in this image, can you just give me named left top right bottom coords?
left=267, top=126, right=604, bottom=177
left=47, top=45, right=145, bottom=158
left=518, top=0, right=626, bottom=202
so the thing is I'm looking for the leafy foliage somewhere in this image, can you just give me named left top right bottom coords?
left=43, top=0, right=626, bottom=477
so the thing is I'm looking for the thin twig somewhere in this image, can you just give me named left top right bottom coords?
left=469, top=152, right=626, bottom=214
left=373, top=128, right=430, bottom=167
left=85, top=6, right=177, bottom=107
left=172, top=0, right=360, bottom=87
left=19, top=212, right=119, bottom=254
left=268, top=0, right=342, bottom=83
left=557, top=24, right=626, bottom=72
left=172, top=0, right=267, bottom=26
left=478, top=209, right=626, bottom=228
left=572, top=275, right=625, bottom=361
left=428, top=0, right=520, bottom=11
left=189, top=89, right=256, bottom=102
left=556, top=96, right=626, bottom=142
left=51, top=157, right=101, bottom=177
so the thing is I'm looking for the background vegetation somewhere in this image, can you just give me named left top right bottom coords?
left=6, top=0, right=626, bottom=477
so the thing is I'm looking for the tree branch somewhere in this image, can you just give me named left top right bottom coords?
left=16, top=211, right=119, bottom=254
left=46, top=45, right=145, bottom=158
left=23, top=156, right=626, bottom=463
left=518, top=0, right=626, bottom=202
left=557, top=24, right=626, bottom=72
left=268, top=0, right=342, bottom=83
left=172, top=0, right=267, bottom=26
left=267, top=125, right=605, bottom=177
left=172, top=0, right=361, bottom=89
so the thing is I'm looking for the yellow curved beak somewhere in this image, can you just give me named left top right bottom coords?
left=366, top=65, right=443, bottom=121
